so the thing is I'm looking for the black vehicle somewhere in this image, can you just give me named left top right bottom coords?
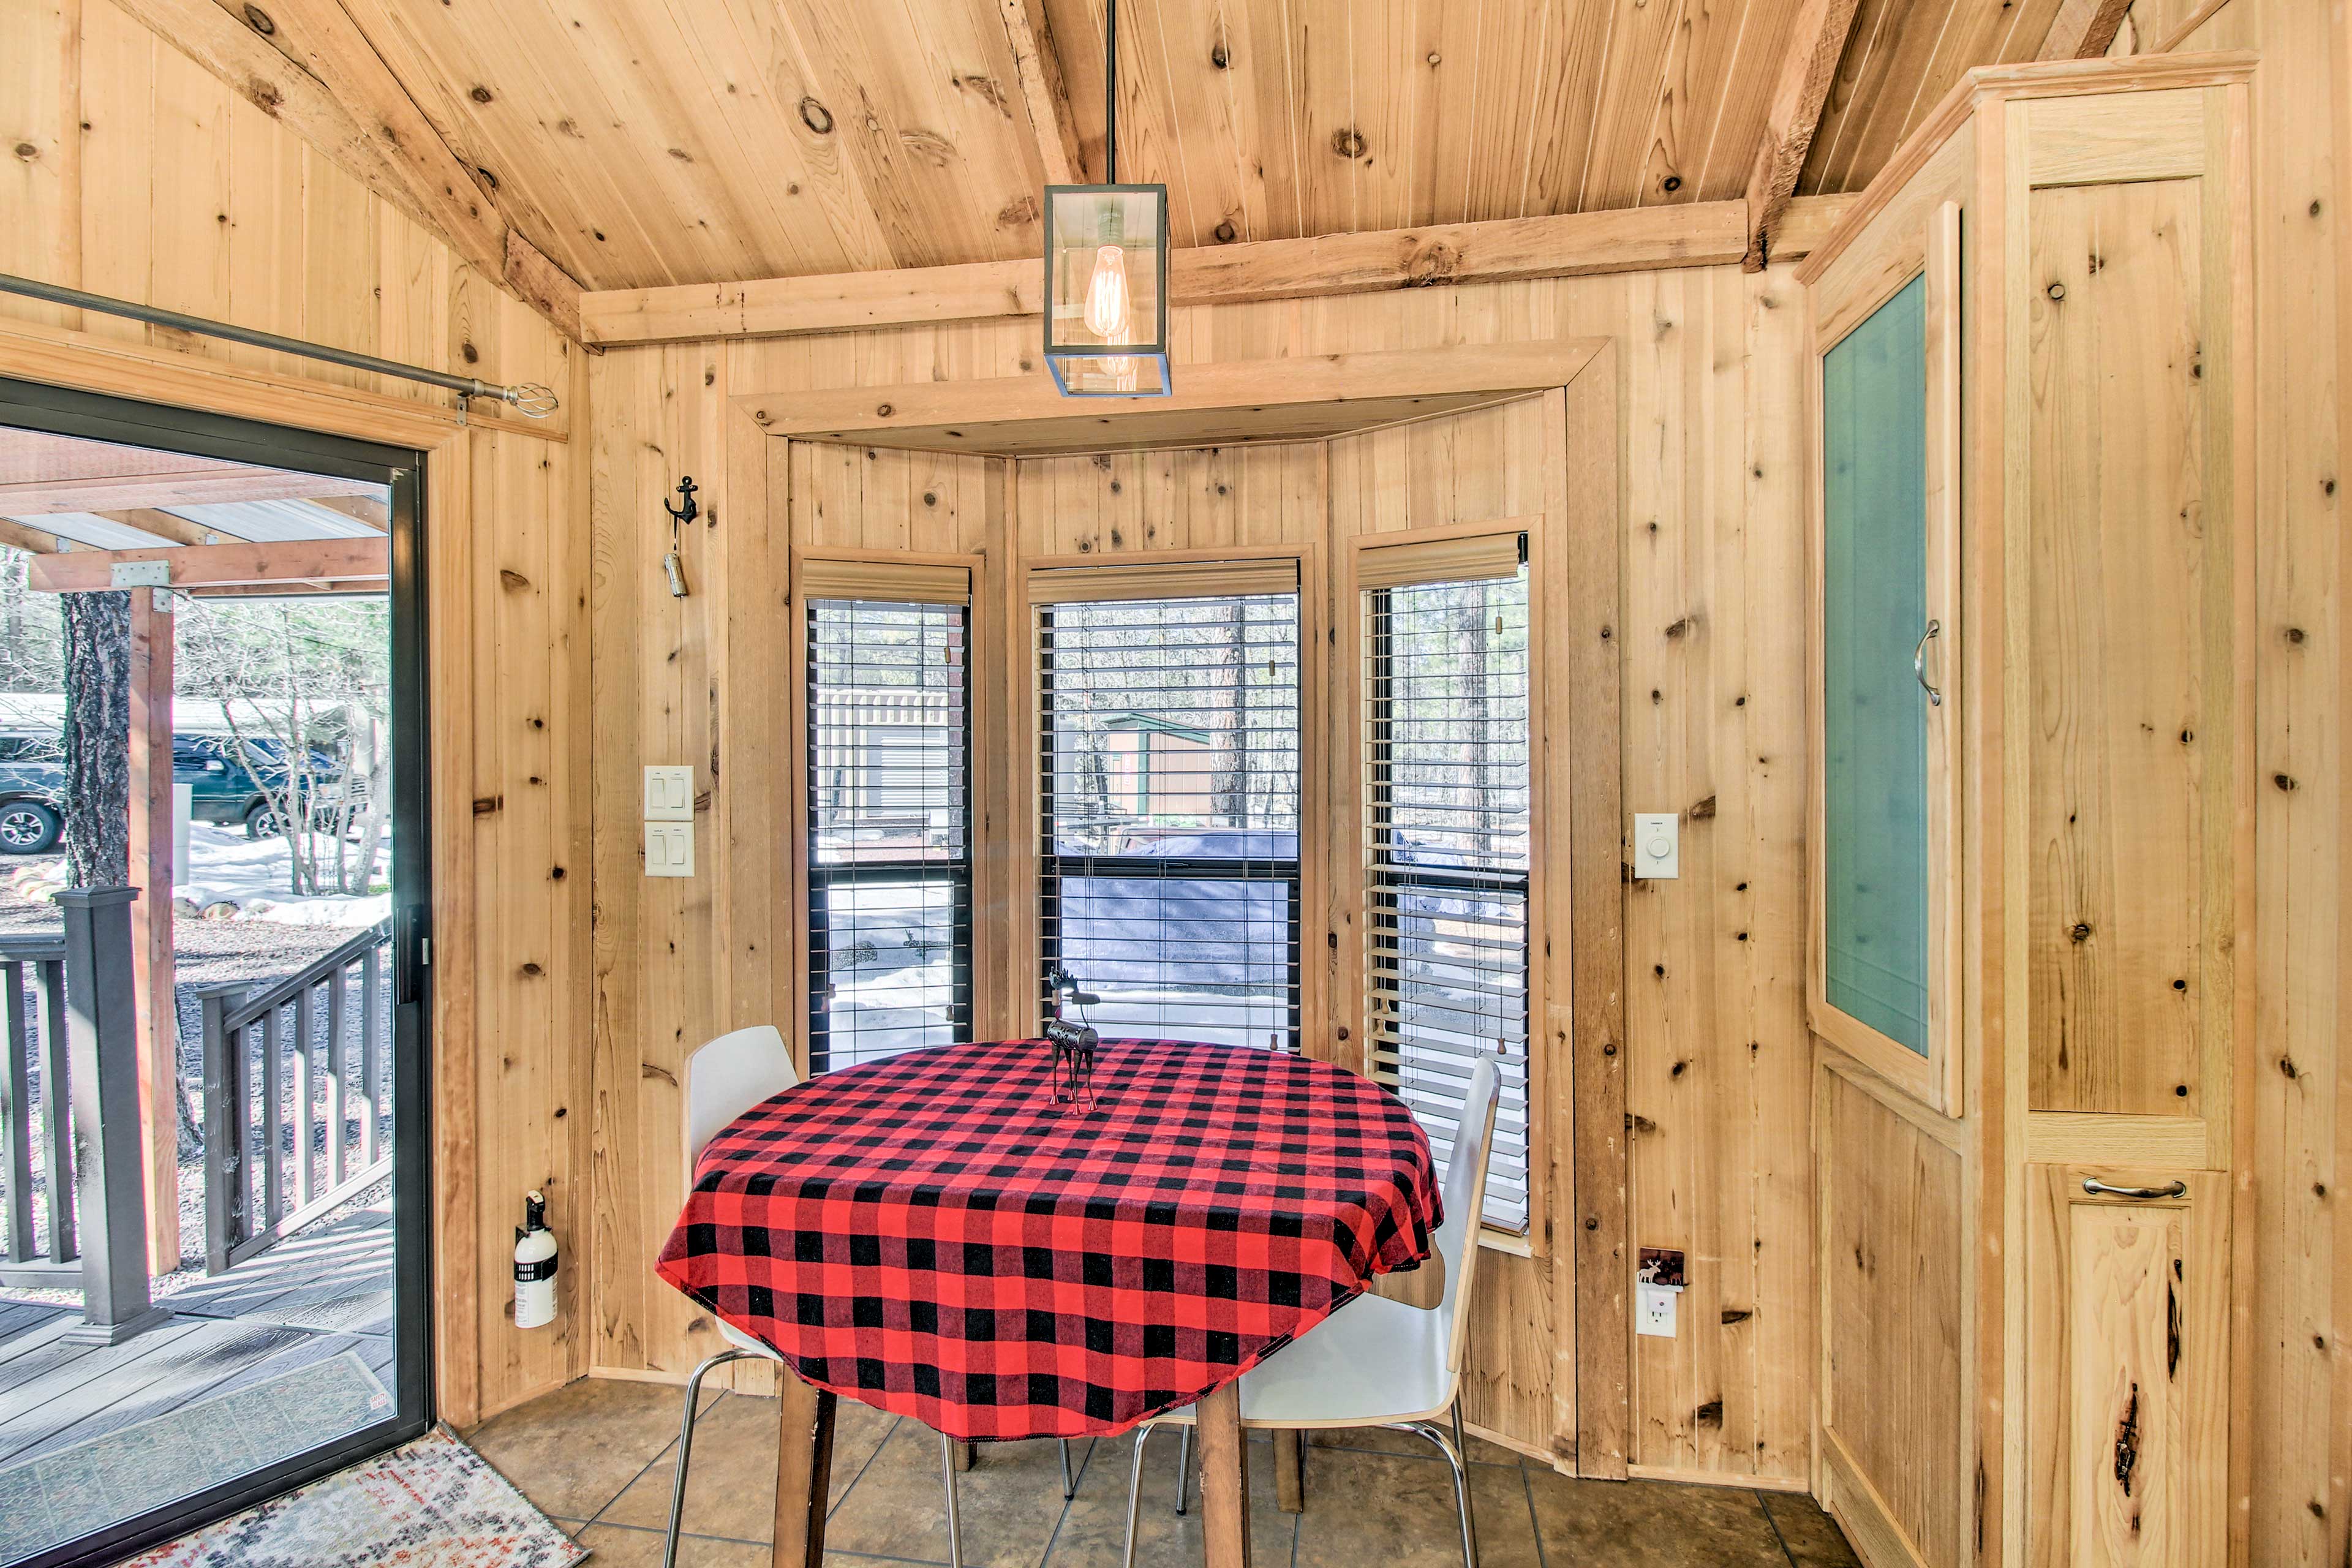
left=0, top=728, right=355, bottom=854
left=0, top=733, right=63, bottom=853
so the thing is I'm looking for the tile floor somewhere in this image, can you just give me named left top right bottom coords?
left=468, top=1377, right=1863, bottom=1568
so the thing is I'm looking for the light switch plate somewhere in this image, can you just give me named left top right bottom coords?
left=1637, top=1283, right=1678, bottom=1338
left=644, top=765, right=694, bottom=822
left=645, top=821, right=693, bottom=877
left=1632, top=812, right=1679, bottom=879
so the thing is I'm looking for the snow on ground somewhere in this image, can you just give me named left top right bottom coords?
left=173, top=823, right=390, bottom=927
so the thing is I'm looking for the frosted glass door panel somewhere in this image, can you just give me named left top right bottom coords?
left=1822, top=275, right=1931, bottom=1056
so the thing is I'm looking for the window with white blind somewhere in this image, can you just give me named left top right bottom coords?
left=805, top=566, right=971, bottom=1072
left=1362, top=534, right=1533, bottom=1232
left=1034, top=560, right=1302, bottom=1049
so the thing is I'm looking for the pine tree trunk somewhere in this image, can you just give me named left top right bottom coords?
left=1210, top=600, right=1246, bottom=824
left=62, top=590, right=131, bottom=887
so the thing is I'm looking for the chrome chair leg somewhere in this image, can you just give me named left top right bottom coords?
left=939, top=1430, right=966, bottom=1568
left=1060, top=1436, right=1076, bottom=1498
left=1384, top=1417, right=1479, bottom=1568
left=1122, top=1421, right=1162, bottom=1568
left=661, top=1348, right=758, bottom=1568
left=1449, top=1398, right=1480, bottom=1568
left=1174, top=1422, right=1192, bottom=1515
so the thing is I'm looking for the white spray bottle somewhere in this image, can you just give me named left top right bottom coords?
left=514, top=1189, right=558, bottom=1329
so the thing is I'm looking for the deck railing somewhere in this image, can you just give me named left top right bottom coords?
left=0, top=937, right=74, bottom=1282
left=199, top=917, right=393, bottom=1274
left=0, top=888, right=167, bottom=1342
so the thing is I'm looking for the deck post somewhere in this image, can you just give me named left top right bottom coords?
left=55, top=887, right=169, bottom=1344
left=127, top=588, right=179, bottom=1278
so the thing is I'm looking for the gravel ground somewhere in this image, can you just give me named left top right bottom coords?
left=0, top=880, right=382, bottom=1280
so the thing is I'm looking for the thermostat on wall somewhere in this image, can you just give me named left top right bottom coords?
left=1634, top=812, right=1679, bottom=879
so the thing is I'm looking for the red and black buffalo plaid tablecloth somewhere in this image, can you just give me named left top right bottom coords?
left=654, top=1037, right=1441, bottom=1441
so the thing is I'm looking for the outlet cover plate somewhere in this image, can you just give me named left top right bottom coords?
left=1638, top=1283, right=1678, bottom=1338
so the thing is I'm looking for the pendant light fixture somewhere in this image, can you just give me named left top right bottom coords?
left=1042, top=0, right=1170, bottom=396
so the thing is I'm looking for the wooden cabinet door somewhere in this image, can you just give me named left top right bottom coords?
left=1806, top=195, right=1964, bottom=1117
left=2026, top=1166, right=2228, bottom=1567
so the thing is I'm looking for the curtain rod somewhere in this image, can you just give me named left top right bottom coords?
left=0, top=273, right=559, bottom=418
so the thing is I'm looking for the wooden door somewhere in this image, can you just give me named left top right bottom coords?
left=2026, top=1166, right=2228, bottom=1568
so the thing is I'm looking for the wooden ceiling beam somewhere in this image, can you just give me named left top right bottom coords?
left=183, top=579, right=386, bottom=598
left=0, top=518, right=66, bottom=555
left=2036, top=0, right=2136, bottom=61
left=998, top=0, right=1088, bottom=186
left=110, top=0, right=583, bottom=339
left=28, top=536, right=388, bottom=593
left=1741, top=0, right=1867, bottom=271
left=582, top=193, right=1858, bottom=346
left=299, top=495, right=391, bottom=532
left=92, top=509, right=234, bottom=547
left=0, top=469, right=385, bottom=515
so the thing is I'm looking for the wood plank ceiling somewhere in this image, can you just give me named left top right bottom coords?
left=241, top=0, right=2079, bottom=294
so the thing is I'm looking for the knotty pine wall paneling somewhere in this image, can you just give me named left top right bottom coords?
left=1, top=0, right=593, bottom=1426
left=2107, top=3, right=2350, bottom=1563
left=586, top=268, right=1820, bottom=1488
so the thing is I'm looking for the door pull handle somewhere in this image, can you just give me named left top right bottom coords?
left=2081, top=1178, right=2187, bottom=1200
left=1913, top=619, right=1943, bottom=707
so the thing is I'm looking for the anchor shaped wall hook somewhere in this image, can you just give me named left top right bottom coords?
left=661, top=475, right=698, bottom=598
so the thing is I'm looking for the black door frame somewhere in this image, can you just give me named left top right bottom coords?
left=0, top=376, right=435, bottom=1568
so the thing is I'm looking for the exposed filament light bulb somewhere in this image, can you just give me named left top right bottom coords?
left=1084, top=244, right=1131, bottom=341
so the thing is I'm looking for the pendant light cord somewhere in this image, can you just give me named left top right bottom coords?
left=1103, top=0, right=1117, bottom=184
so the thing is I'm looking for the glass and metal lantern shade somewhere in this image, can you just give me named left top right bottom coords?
left=1043, top=185, right=1170, bottom=397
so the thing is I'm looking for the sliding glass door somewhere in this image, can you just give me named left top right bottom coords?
left=0, top=379, right=431, bottom=1568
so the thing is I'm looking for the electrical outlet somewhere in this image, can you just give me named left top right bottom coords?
left=1632, top=812, right=1679, bottom=879
left=644, top=765, right=695, bottom=821
left=1638, top=1283, right=1678, bottom=1338
left=645, top=821, right=694, bottom=877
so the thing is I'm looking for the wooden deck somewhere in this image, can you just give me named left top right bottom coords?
left=0, top=1207, right=394, bottom=1475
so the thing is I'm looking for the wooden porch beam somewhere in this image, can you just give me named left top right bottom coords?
left=0, top=469, right=383, bottom=515
left=108, top=0, right=583, bottom=340
left=94, top=509, right=232, bottom=547
left=28, top=536, right=388, bottom=592
left=581, top=194, right=1860, bottom=346
left=0, top=516, right=66, bottom=554
left=299, top=494, right=391, bottom=531
left=1741, top=0, right=1866, bottom=270
left=2036, top=0, right=2135, bottom=60
left=998, top=0, right=1087, bottom=186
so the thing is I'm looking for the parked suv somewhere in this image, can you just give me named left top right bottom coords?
left=0, top=729, right=355, bottom=854
left=175, top=736, right=357, bottom=837
left=0, top=734, right=63, bottom=854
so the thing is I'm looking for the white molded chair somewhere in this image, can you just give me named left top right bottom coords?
left=662, top=1027, right=1072, bottom=1568
left=1121, top=1053, right=1504, bottom=1568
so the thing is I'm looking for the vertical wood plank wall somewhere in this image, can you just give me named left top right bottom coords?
left=586, top=264, right=1820, bottom=1485
left=1, top=0, right=594, bottom=1427
left=2112, top=3, right=2351, bottom=1564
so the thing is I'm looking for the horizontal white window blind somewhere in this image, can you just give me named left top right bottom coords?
left=807, top=595, right=970, bottom=1071
left=1363, top=541, right=1534, bottom=1232
left=1037, top=585, right=1302, bottom=1050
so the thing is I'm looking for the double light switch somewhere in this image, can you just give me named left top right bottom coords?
left=644, top=766, right=694, bottom=876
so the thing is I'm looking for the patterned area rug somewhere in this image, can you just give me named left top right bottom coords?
left=0, top=1349, right=393, bottom=1563
left=121, top=1425, right=586, bottom=1568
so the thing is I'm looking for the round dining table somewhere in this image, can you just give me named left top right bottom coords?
left=654, top=1036, right=1442, bottom=1568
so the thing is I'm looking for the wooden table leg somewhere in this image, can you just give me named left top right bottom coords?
left=772, top=1374, right=837, bottom=1568
left=1196, top=1381, right=1251, bottom=1567
left=1272, top=1428, right=1305, bottom=1514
